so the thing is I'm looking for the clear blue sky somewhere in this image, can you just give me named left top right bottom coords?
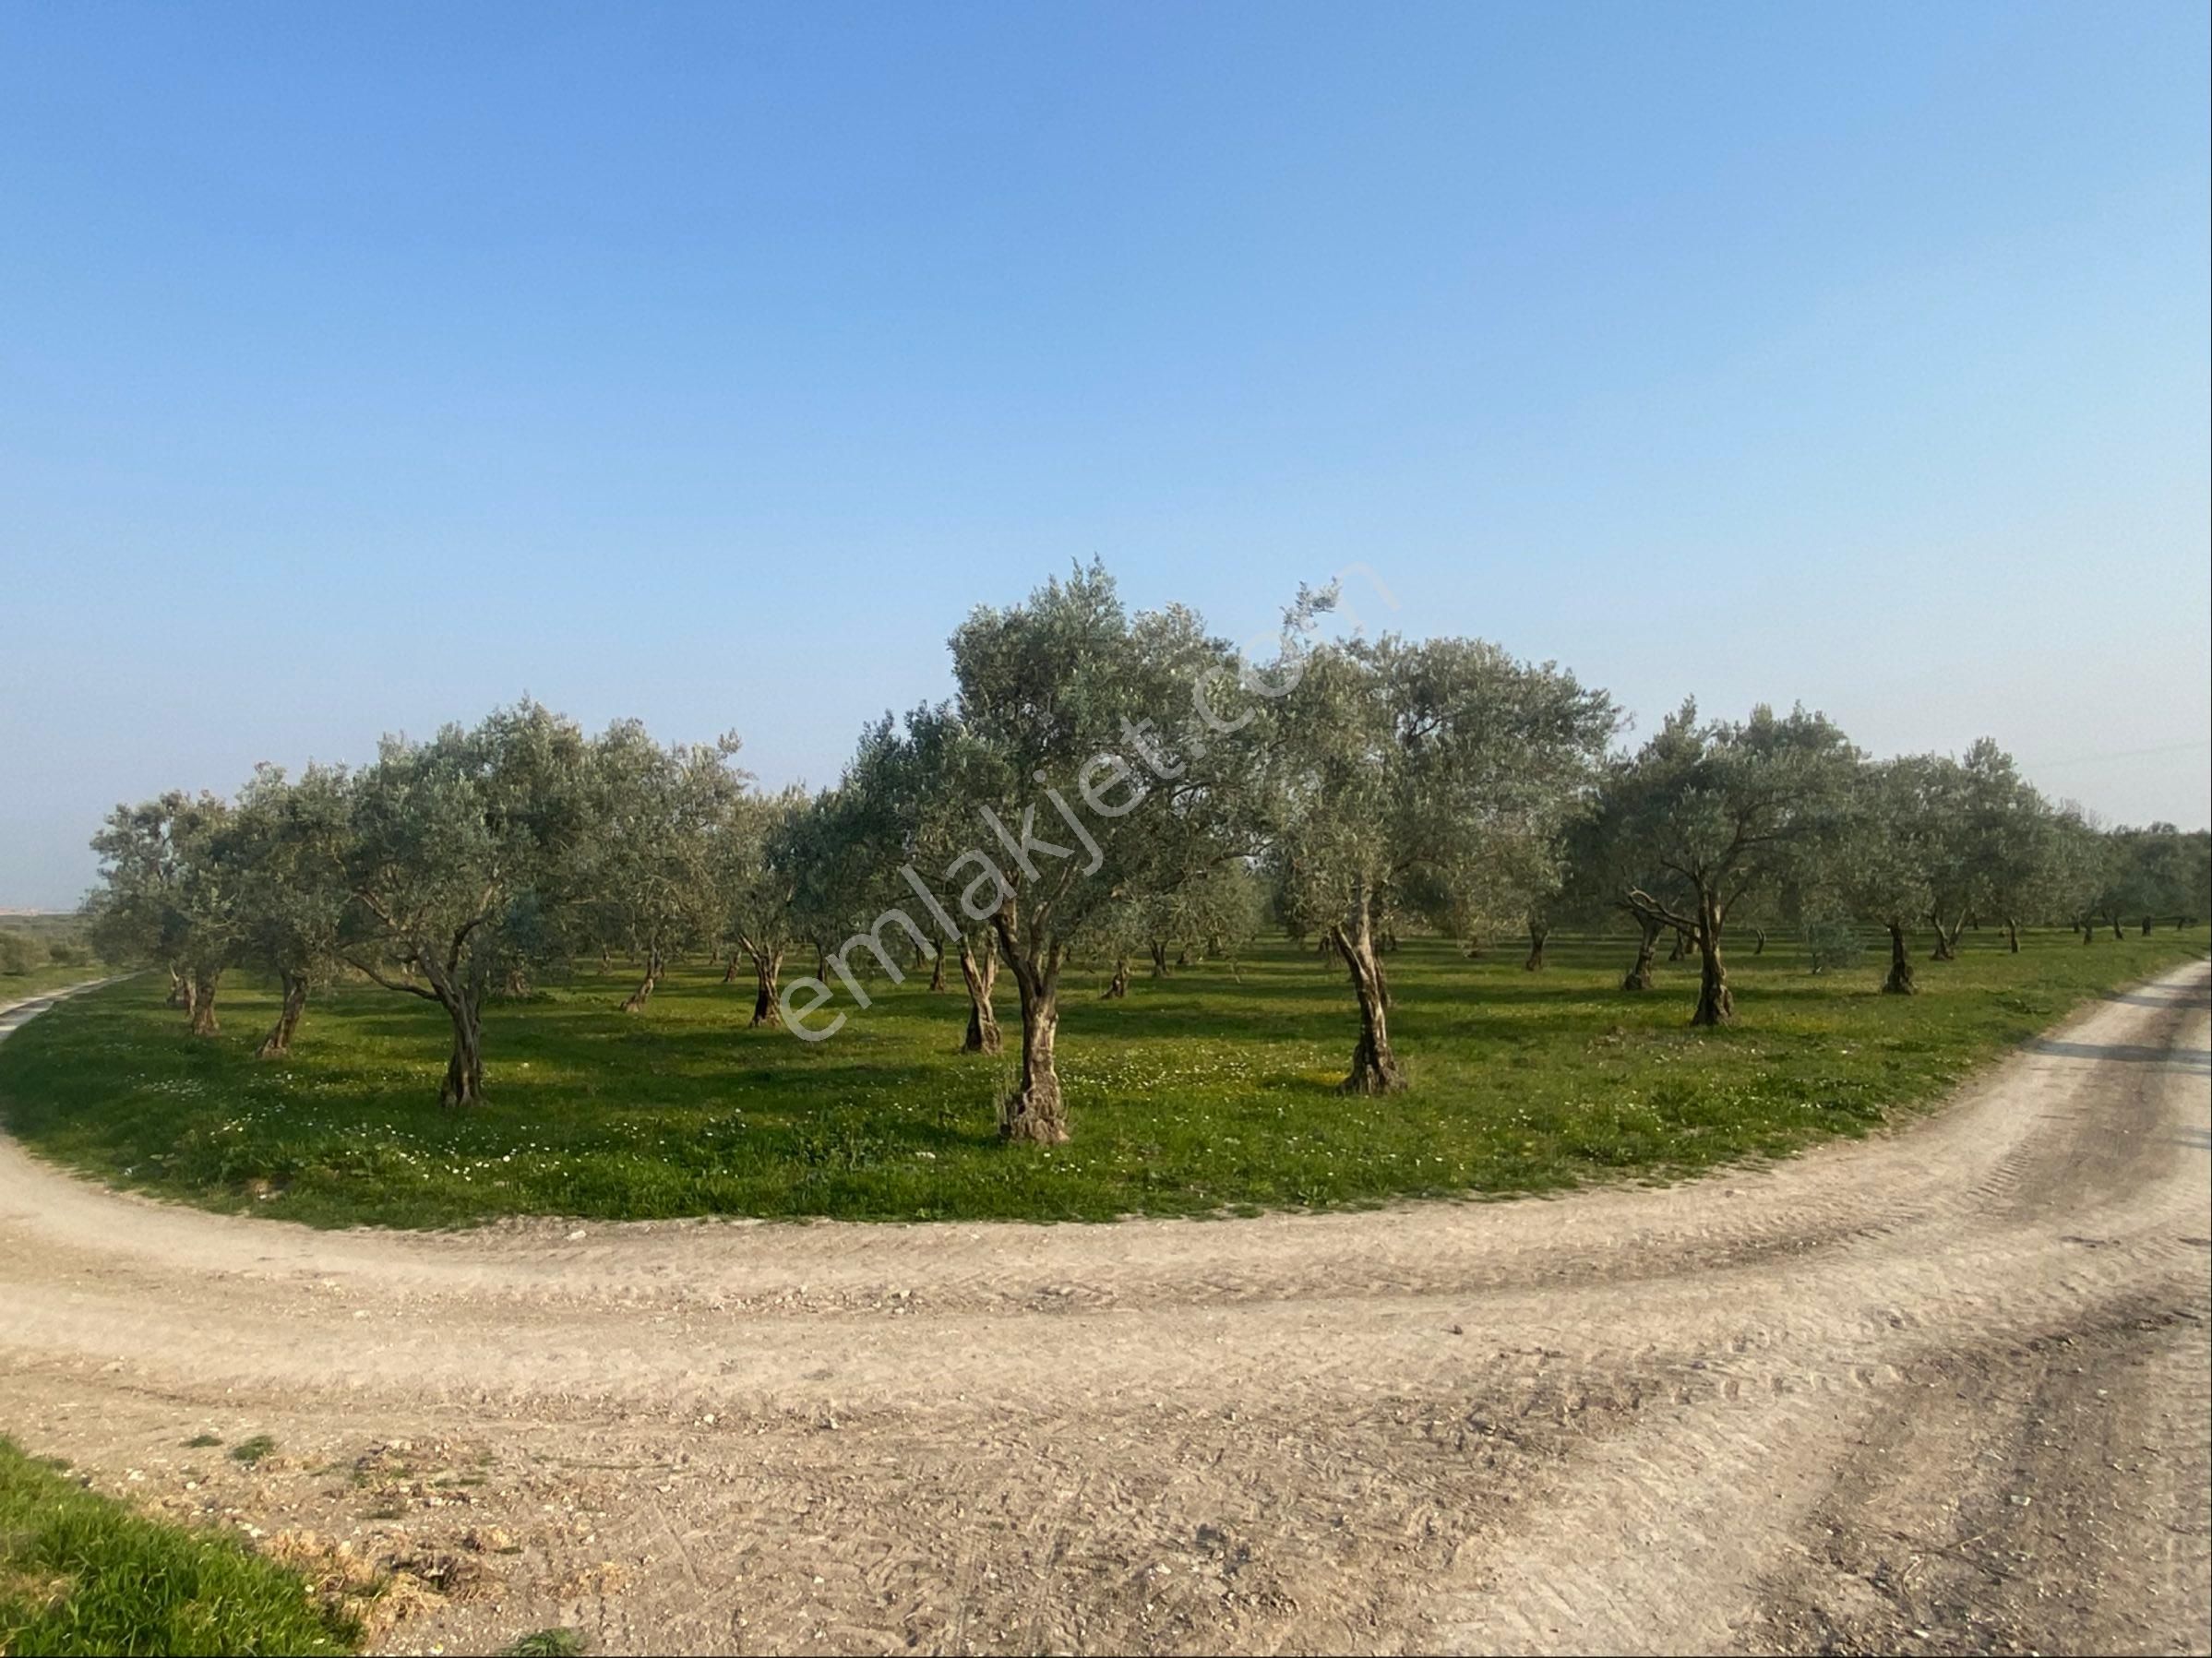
left=3, top=1, right=2206, bottom=908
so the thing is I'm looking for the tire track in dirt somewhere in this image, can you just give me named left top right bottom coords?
left=0, top=965, right=2206, bottom=1654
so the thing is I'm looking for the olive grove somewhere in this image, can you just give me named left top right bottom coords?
left=78, top=566, right=2207, bottom=1132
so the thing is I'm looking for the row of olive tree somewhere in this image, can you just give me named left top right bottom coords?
left=88, top=708, right=770, bottom=1102
left=83, top=562, right=2206, bottom=1138
left=1547, top=713, right=2206, bottom=1019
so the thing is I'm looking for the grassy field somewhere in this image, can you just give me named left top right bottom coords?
left=0, top=928, right=2200, bottom=1230
left=0, top=1436, right=356, bottom=1655
left=0, top=964, right=117, bottom=1005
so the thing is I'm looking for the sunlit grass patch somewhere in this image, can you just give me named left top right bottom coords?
left=0, top=1435, right=356, bottom=1655
left=0, top=929, right=2199, bottom=1228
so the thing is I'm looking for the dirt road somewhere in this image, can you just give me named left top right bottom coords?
left=2, top=964, right=2206, bottom=1656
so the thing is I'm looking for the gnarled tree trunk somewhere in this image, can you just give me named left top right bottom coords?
left=439, top=993, right=485, bottom=1107
left=1931, top=917, right=1957, bottom=961
left=1667, top=928, right=1688, bottom=962
left=1689, top=897, right=1732, bottom=1026
left=187, top=968, right=221, bottom=1036
left=992, top=909, right=1069, bottom=1142
left=1752, top=927, right=1766, bottom=956
left=1524, top=921, right=1548, bottom=971
left=620, top=946, right=664, bottom=1012
left=1148, top=940, right=1170, bottom=978
left=255, top=972, right=309, bottom=1058
left=1102, top=956, right=1130, bottom=999
left=1883, top=923, right=1918, bottom=995
left=2141, top=914, right=2154, bottom=936
left=958, top=938, right=1001, bottom=1054
left=928, top=949, right=946, bottom=993
left=167, top=968, right=190, bottom=1009
left=1332, top=889, right=1404, bottom=1094
left=1621, top=913, right=1661, bottom=991
left=2006, top=917, right=2020, bottom=953
left=748, top=949, right=783, bottom=1028
left=721, top=952, right=740, bottom=983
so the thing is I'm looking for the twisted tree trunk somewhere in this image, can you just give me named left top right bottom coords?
left=620, top=946, right=664, bottom=1012
left=1752, top=927, right=1766, bottom=956
left=2141, top=914, right=2154, bottom=936
left=187, top=968, right=221, bottom=1036
left=958, top=938, right=1001, bottom=1054
left=1931, top=916, right=1958, bottom=961
left=1102, top=957, right=1130, bottom=999
left=1883, top=923, right=1918, bottom=995
left=1523, top=921, right=1548, bottom=971
left=1621, top=913, right=1662, bottom=991
left=1148, top=940, right=1170, bottom=978
left=749, top=949, right=783, bottom=1028
left=927, top=949, right=946, bottom=993
left=2006, top=917, right=2020, bottom=953
left=439, top=995, right=485, bottom=1106
left=1689, top=897, right=1732, bottom=1027
left=722, top=953, right=740, bottom=984
left=254, top=972, right=309, bottom=1058
left=1332, top=889, right=1404, bottom=1094
left=992, top=907, right=1069, bottom=1142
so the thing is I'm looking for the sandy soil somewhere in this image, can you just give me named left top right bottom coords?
left=1, top=964, right=2206, bottom=1656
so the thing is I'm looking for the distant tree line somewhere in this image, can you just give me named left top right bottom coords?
left=83, top=563, right=2211, bottom=1140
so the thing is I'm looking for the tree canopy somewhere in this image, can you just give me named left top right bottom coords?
left=78, top=564, right=2206, bottom=1132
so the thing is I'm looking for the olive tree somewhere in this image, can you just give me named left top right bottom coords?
left=87, top=790, right=235, bottom=1033
left=1835, top=756, right=1942, bottom=995
left=2039, top=805, right=2116, bottom=942
left=712, top=784, right=812, bottom=1028
left=584, top=721, right=746, bottom=1012
left=340, top=701, right=595, bottom=1106
left=2108, top=823, right=2206, bottom=934
left=1606, top=701, right=1858, bottom=1025
left=1269, top=631, right=1615, bottom=1090
left=221, top=763, right=353, bottom=1056
left=1562, top=777, right=1698, bottom=991
left=887, top=563, right=1252, bottom=1141
left=831, top=705, right=1010, bottom=1052
left=1939, top=739, right=2054, bottom=954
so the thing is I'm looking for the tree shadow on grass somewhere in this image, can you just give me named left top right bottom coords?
left=2101, top=986, right=2211, bottom=1009
left=2027, top=1037, right=2212, bottom=1074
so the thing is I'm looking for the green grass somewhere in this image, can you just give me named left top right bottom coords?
left=0, top=929, right=2200, bottom=1229
left=226, top=1437, right=277, bottom=1468
left=0, top=967, right=114, bottom=1006
left=498, top=1631, right=586, bottom=1657
left=0, top=1434, right=356, bottom=1655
